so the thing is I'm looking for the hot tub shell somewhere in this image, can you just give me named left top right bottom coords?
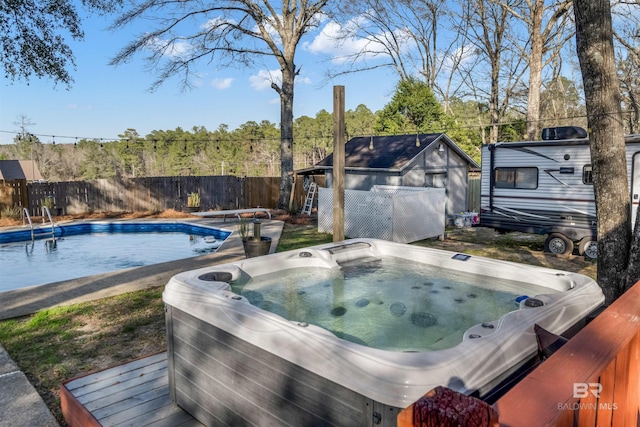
left=163, top=238, right=604, bottom=426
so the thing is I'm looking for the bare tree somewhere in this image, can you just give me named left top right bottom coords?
left=573, top=0, right=639, bottom=303
left=12, top=115, right=36, bottom=141
left=330, top=0, right=469, bottom=108
left=618, top=54, right=640, bottom=133
left=539, top=75, right=586, bottom=128
left=611, top=0, right=640, bottom=134
left=502, top=0, right=573, bottom=140
left=109, top=0, right=328, bottom=209
left=460, top=0, right=527, bottom=143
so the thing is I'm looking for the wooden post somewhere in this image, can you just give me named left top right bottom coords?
left=333, top=86, right=345, bottom=242
left=398, top=386, right=498, bottom=427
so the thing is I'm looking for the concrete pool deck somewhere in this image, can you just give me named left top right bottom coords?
left=0, top=218, right=284, bottom=427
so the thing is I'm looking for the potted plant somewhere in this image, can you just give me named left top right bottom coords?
left=239, top=218, right=271, bottom=258
left=42, top=197, right=54, bottom=210
left=41, top=196, right=62, bottom=216
left=183, top=192, right=201, bottom=213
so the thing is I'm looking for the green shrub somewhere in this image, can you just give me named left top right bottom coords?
left=1, top=205, right=23, bottom=219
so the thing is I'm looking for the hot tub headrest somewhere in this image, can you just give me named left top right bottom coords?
left=198, top=271, right=234, bottom=282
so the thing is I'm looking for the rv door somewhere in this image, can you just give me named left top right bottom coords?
left=633, top=152, right=640, bottom=229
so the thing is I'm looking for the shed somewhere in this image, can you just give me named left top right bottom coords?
left=0, top=160, right=43, bottom=213
left=298, top=134, right=479, bottom=218
left=0, top=160, right=43, bottom=181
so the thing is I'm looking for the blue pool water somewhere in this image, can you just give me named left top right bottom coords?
left=0, top=221, right=231, bottom=292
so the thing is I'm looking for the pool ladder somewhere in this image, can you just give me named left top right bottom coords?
left=21, top=207, right=56, bottom=241
left=42, top=206, right=56, bottom=240
left=22, top=208, right=35, bottom=241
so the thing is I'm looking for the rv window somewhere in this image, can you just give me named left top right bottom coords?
left=494, top=167, right=538, bottom=189
left=583, top=165, right=594, bottom=184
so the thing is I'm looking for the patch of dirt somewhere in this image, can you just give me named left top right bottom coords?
left=419, top=226, right=597, bottom=279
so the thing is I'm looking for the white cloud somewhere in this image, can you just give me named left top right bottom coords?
left=249, top=69, right=280, bottom=91
left=66, top=104, right=92, bottom=111
left=305, top=17, right=396, bottom=65
left=145, top=36, right=192, bottom=60
left=211, top=77, right=234, bottom=89
left=202, top=16, right=237, bottom=31
left=441, top=44, right=476, bottom=72
left=249, top=69, right=312, bottom=91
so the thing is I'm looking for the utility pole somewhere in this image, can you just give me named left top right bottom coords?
left=333, top=86, right=345, bottom=242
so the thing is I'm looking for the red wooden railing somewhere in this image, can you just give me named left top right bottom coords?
left=399, top=280, right=640, bottom=427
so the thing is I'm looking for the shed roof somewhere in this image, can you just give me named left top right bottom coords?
left=0, top=160, right=44, bottom=181
left=299, top=133, right=479, bottom=174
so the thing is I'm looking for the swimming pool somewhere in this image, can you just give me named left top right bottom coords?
left=164, top=238, right=604, bottom=426
left=0, top=221, right=231, bottom=292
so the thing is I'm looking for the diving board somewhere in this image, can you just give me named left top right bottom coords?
left=191, top=208, right=271, bottom=221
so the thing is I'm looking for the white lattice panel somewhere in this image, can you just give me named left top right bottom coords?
left=318, top=186, right=445, bottom=243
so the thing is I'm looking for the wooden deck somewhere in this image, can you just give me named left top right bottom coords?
left=60, top=352, right=203, bottom=427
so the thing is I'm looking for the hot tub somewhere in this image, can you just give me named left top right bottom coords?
left=163, top=238, right=604, bottom=426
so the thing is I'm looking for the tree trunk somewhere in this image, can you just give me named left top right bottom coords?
left=277, top=66, right=295, bottom=210
left=525, top=3, right=543, bottom=141
left=489, top=65, right=501, bottom=143
left=574, top=0, right=630, bottom=303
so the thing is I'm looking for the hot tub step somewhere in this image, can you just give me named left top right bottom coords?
left=60, top=352, right=203, bottom=427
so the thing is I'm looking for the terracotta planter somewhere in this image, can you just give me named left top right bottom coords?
left=242, top=237, right=272, bottom=258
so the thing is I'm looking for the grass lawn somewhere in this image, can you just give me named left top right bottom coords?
left=0, top=215, right=596, bottom=425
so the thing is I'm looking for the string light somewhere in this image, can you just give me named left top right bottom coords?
left=0, top=107, right=632, bottom=148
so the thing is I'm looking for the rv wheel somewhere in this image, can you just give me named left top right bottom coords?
left=544, top=233, right=574, bottom=256
left=578, top=237, right=598, bottom=259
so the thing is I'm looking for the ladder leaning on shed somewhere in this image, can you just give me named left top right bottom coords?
left=302, top=182, right=317, bottom=215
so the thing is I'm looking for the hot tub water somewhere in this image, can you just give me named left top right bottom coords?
left=231, top=256, right=558, bottom=351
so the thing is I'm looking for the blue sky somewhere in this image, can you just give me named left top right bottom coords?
left=0, top=7, right=400, bottom=145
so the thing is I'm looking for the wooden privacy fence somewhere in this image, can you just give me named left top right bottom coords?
left=20, top=176, right=282, bottom=216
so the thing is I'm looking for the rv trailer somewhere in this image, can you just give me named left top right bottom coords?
left=480, top=126, right=640, bottom=258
